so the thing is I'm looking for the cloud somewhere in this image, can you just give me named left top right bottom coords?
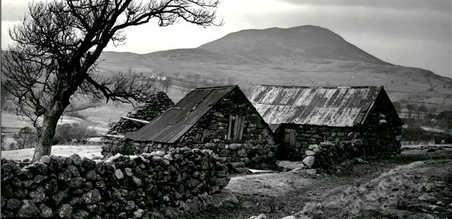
left=1, top=1, right=29, bottom=22
left=278, top=0, right=452, bottom=13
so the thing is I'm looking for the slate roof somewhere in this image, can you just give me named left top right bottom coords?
left=250, top=85, right=383, bottom=127
left=126, top=86, right=237, bottom=143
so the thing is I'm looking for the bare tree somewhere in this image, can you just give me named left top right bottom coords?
left=2, top=0, right=221, bottom=162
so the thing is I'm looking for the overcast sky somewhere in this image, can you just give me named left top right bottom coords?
left=2, top=0, right=451, bottom=78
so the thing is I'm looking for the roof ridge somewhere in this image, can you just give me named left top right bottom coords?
left=257, top=85, right=382, bottom=89
left=194, top=85, right=238, bottom=90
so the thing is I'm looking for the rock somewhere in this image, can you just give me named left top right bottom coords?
left=39, top=203, right=53, bottom=218
left=237, top=149, right=247, bottom=157
left=281, top=216, right=296, bottom=219
left=150, top=151, right=165, bottom=156
left=40, top=155, right=51, bottom=164
left=81, top=158, right=96, bottom=170
left=204, top=143, right=216, bottom=148
left=133, top=176, right=142, bottom=186
left=228, top=143, right=242, bottom=150
left=134, top=209, right=145, bottom=218
left=163, top=154, right=173, bottom=161
left=6, top=198, right=21, bottom=210
left=302, top=156, right=315, bottom=168
left=124, top=168, right=133, bottom=177
left=67, top=165, right=80, bottom=177
left=15, top=188, right=27, bottom=199
left=85, top=170, right=100, bottom=181
left=29, top=162, right=49, bottom=175
left=34, top=175, right=48, bottom=184
left=82, top=189, right=102, bottom=205
left=218, top=149, right=229, bottom=157
left=95, top=180, right=106, bottom=189
left=73, top=210, right=90, bottom=219
left=57, top=204, right=73, bottom=219
left=125, top=200, right=137, bottom=211
left=11, top=178, right=22, bottom=188
left=189, top=178, right=200, bottom=188
left=115, top=169, right=124, bottom=179
left=72, top=189, right=84, bottom=195
left=1, top=196, right=4, bottom=208
left=86, top=204, right=98, bottom=213
left=305, top=150, right=315, bottom=156
left=69, top=197, right=83, bottom=206
left=249, top=213, right=267, bottom=219
left=68, top=177, right=86, bottom=189
left=16, top=200, right=39, bottom=217
left=230, top=162, right=246, bottom=168
left=70, top=154, right=83, bottom=165
left=44, top=179, right=59, bottom=194
left=57, top=169, right=72, bottom=182
left=52, top=189, right=69, bottom=206
left=2, top=185, right=14, bottom=198
left=29, top=186, right=46, bottom=203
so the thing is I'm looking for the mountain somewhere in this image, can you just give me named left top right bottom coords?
left=199, top=25, right=388, bottom=65
left=97, top=25, right=452, bottom=110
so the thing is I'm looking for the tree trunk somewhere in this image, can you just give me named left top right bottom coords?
left=32, top=101, right=67, bottom=162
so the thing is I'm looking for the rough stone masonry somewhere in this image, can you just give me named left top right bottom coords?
left=1, top=148, right=229, bottom=219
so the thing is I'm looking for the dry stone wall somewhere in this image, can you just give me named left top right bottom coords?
left=1, top=148, right=230, bottom=219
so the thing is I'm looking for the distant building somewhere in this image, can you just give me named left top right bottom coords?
left=250, top=85, right=403, bottom=161
left=124, top=85, right=277, bottom=169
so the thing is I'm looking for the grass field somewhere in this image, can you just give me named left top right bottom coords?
left=1, top=145, right=102, bottom=160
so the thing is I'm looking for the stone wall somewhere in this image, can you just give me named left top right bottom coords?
left=1, top=148, right=230, bottom=218
left=275, top=124, right=358, bottom=161
left=103, top=87, right=278, bottom=170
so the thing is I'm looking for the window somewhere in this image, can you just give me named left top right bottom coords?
left=227, top=115, right=245, bottom=141
left=284, top=129, right=297, bottom=147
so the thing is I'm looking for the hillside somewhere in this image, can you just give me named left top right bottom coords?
left=199, top=25, right=388, bottom=65
left=19, top=25, right=452, bottom=111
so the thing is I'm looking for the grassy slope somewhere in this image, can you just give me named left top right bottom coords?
left=97, top=50, right=452, bottom=111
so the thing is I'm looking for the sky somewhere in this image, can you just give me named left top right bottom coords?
left=2, top=0, right=451, bottom=78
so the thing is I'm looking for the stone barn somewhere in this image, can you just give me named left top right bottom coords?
left=124, top=85, right=277, bottom=169
left=250, top=85, right=403, bottom=164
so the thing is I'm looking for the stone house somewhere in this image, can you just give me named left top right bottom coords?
left=124, top=85, right=277, bottom=169
left=250, top=85, right=403, bottom=161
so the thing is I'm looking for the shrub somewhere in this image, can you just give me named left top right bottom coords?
left=13, top=126, right=38, bottom=149
left=53, top=123, right=98, bottom=145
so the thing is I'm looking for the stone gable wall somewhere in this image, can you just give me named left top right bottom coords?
left=1, top=149, right=229, bottom=218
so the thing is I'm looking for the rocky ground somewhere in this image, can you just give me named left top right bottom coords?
left=181, top=147, right=452, bottom=219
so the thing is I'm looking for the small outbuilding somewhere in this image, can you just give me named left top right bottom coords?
left=125, top=85, right=277, bottom=169
left=250, top=85, right=403, bottom=161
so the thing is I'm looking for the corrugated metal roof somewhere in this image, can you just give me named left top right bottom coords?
left=126, top=86, right=237, bottom=143
left=250, top=85, right=382, bottom=127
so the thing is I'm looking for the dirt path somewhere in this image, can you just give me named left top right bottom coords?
left=184, top=149, right=452, bottom=219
